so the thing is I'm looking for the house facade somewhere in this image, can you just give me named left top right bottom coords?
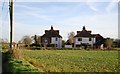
left=41, top=26, right=62, bottom=48
left=74, top=26, right=104, bottom=48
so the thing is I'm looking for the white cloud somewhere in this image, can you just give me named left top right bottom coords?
left=86, top=0, right=118, bottom=13
left=52, top=12, right=118, bottom=39
left=2, top=2, right=118, bottom=42
left=86, top=2, right=99, bottom=12
left=17, top=2, right=117, bottom=40
left=106, top=1, right=117, bottom=12
left=14, top=4, right=70, bottom=21
left=89, top=6, right=98, bottom=12
left=3, top=13, right=118, bottom=42
left=15, top=4, right=46, bottom=14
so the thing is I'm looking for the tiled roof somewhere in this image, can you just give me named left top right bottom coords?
left=65, top=41, right=71, bottom=45
left=92, top=34, right=104, bottom=38
left=41, top=26, right=62, bottom=38
left=92, top=34, right=104, bottom=44
left=74, top=26, right=93, bottom=37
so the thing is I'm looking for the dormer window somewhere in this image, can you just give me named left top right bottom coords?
left=78, top=38, right=82, bottom=41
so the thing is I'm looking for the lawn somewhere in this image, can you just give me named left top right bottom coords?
left=21, top=49, right=119, bottom=72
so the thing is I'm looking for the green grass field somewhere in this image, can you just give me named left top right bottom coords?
left=21, top=49, right=119, bottom=72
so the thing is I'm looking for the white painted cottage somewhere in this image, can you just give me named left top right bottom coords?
left=74, top=26, right=96, bottom=47
left=41, top=26, right=62, bottom=48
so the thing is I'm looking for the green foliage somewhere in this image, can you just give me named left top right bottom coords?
left=2, top=50, right=40, bottom=73
left=21, top=50, right=119, bottom=72
left=7, top=59, right=40, bottom=72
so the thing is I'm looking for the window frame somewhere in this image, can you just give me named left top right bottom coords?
left=44, top=38, right=48, bottom=43
left=55, top=37, right=58, bottom=41
left=89, top=38, right=91, bottom=41
left=78, top=38, right=82, bottom=41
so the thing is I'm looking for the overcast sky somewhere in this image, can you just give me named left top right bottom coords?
left=0, top=0, right=119, bottom=42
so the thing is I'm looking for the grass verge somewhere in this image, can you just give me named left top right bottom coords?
left=2, top=49, right=41, bottom=73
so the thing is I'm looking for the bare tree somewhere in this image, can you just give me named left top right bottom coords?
left=34, top=35, right=38, bottom=44
left=62, top=40, right=65, bottom=47
left=31, top=35, right=41, bottom=44
left=1, top=38, right=8, bottom=43
left=21, top=35, right=32, bottom=47
left=37, top=36, right=41, bottom=44
left=68, top=32, right=75, bottom=44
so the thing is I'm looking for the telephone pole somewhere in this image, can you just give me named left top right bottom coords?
left=9, top=0, right=14, bottom=49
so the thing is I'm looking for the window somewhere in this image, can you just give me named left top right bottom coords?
left=55, top=44, right=57, bottom=47
left=78, top=38, right=82, bottom=41
left=89, top=38, right=91, bottom=41
left=55, top=38, right=58, bottom=41
left=45, top=38, right=48, bottom=43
